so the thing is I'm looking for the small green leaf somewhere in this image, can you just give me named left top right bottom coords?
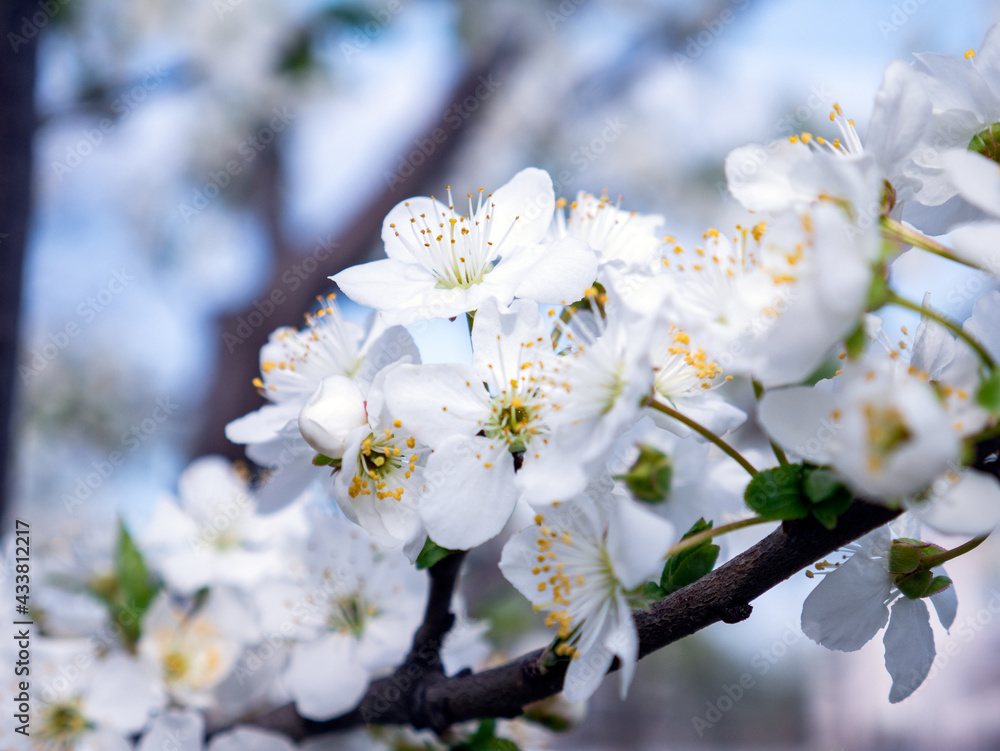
left=803, top=467, right=839, bottom=503
left=744, top=465, right=808, bottom=521
left=451, top=719, right=522, bottom=751
left=977, top=369, right=1000, bottom=416
left=802, top=467, right=853, bottom=529
left=95, top=521, right=160, bottom=651
left=416, top=538, right=455, bottom=570
left=643, top=581, right=667, bottom=601
left=845, top=323, right=868, bottom=359
left=656, top=518, right=720, bottom=596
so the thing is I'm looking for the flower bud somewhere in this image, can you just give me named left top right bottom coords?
left=617, top=444, right=672, bottom=503
left=298, top=376, right=367, bottom=459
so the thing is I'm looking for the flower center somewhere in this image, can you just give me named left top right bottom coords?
left=328, top=593, right=375, bottom=638
left=969, top=123, right=1000, bottom=164
left=389, top=187, right=518, bottom=290
left=163, top=651, right=189, bottom=682
left=39, top=700, right=91, bottom=743
left=865, top=404, right=912, bottom=470
left=484, top=392, right=543, bottom=453
left=349, top=425, right=418, bottom=501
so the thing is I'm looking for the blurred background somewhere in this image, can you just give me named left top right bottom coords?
left=4, top=0, right=1000, bottom=748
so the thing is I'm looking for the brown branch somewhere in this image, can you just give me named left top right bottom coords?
left=249, top=499, right=900, bottom=740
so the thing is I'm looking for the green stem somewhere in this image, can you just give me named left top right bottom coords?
left=753, top=379, right=789, bottom=466
left=664, top=516, right=772, bottom=559
left=648, top=399, right=758, bottom=476
left=887, top=291, right=996, bottom=369
left=881, top=216, right=989, bottom=273
left=919, top=534, right=989, bottom=570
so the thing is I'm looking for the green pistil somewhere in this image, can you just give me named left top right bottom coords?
left=39, top=701, right=92, bottom=743
left=359, top=433, right=401, bottom=479
left=969, top=123, right=1000, bottom=163
left=329, top=593, right=373, bottom=638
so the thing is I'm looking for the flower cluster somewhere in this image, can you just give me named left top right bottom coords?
left=8, top=24, right=1000, bottom=751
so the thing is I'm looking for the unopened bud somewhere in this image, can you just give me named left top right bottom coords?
left=298, top=375, right=367, bottom=459
left=617, top=444, right=672, bottom=503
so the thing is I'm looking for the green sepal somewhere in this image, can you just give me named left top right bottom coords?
left=656, top=518, right=720, bottom=597
left=312, top=453, right=341, bottom=467
left=615, top=443, right=673, bottom=503
left=894, top=570, right=934, bottom=600
left=924, top=575, right=953, bottom=598
left=522, top=707, right=572, bottom=732
left=867, top=272, right=892, bottom=310
left=416, top=538, right=456, bottom=570
left=744, top=465, right=809, bottom=521
left=888, top=541, right=923, bottom=575
left=977, top=369, right=1000, bottom=417
left=844, top=322, right=868, bottom=359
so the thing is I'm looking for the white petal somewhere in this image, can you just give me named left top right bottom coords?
left=801, top=552, right=891, bottom=651
left=508, top=237, right=598, bottom=305
left=884, top=596, right=935, bottom=703
left=499, top=526, right=551, bottom=606
left=419, top=436, right=518, bottom=550
left=331, top=259, right=436, bottom=320
left=606, top=498, right=675, bottom=591
left=943, top=148, right=1000, bottom=218
left=225, top=402, right=300, bottom=445
left=208, top=726, right=297, bottom=751
left=905, top=469, right=1000, bottom=535
left=758, top=385, right=837, bottom=464
left=137, top=709, right=204, bottom=751
left=286, top=636, right=368, bottom=720
left=488, top=167, right=555, bottom=248
left=562, top=636, right=615, bottom=704
left=381, top=363, right=489, bottom=446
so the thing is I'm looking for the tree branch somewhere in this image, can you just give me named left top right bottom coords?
left=249, top=499, right=900, bottom=740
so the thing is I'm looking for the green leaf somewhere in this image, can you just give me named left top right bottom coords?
left=743, top=465, right=808, bottom=521
left=977, top=369, right=1000, bottom=416
left=416, top=538, right=455, bottom=570
left=656, top=518, right=720, bottom=596
left=643, top=581, right=667, bottom=601
left=94, top=521, right=160, bottom=651
left=451, top=719, right=522, bottom=751
left=802, top=467, right=853, bottom=530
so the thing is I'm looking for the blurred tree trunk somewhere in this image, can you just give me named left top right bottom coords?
left=0, top=1, right=39, bottom=528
